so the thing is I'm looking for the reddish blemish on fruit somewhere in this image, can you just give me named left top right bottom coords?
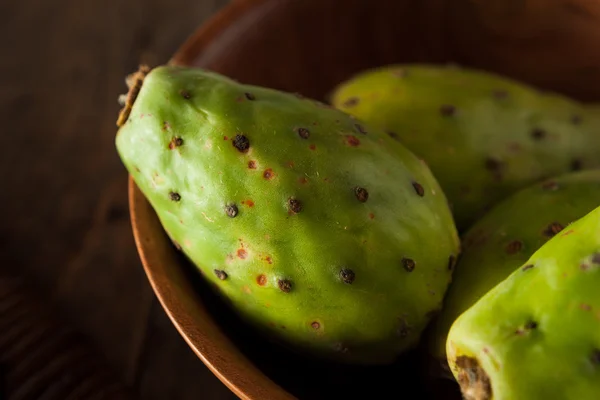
left=309, top=144, right=316, bottom=150
left=299, top=177, right=308, bottom=184
left=162, top=121, right=170, bottom=131
left=311, top=321, right=321, bottom=329
left=392, top=68, right=407, bottom=78
left=580, top=304, right=592, bottom=311
left=369, top=213, right=375, bottom=219
left=508, top=142, right=521, bottom=152
left=346, top=135, right=360, bottom=146
left=242, top=285, right=251, bottom=294
left=248, top=160, right=257, bottom=169
left=561, top=229, right=575, bottom=236
left=492, top=90, right=508, bottom=99
left=224, top=136, right=229, bottom=140
left=542, top=180, right=559, bottom=190
left=256, top=274, right=267, bottom=286
left=263, top=168, right=275, bottom=180
left=265, top=256, right=273, bottom=264
left=241, top=199, right=255, bottom=207
left=237, top=249, right=248, bottom=259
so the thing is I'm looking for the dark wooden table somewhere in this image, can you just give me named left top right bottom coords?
left=1, top=0, right=238, bottom=398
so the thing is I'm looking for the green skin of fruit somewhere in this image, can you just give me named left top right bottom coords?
left=330, top=64, right=600, bottom=231
left=426, top=169, right=600, bottom=377
left=115, top=66, right=460, bottom=365
left=446, top=204, right=600, bottom=400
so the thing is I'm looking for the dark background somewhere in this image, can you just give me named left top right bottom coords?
left=1, top=0, right=238, bottom=398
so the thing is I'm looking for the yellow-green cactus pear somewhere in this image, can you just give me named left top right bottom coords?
left=330, top=64, right=600, bottom=230
left=427, top=169, right=600, bottom=378
left=114, top=65, right=460, bottom=365
left=447, top=204, right=600, bottom=399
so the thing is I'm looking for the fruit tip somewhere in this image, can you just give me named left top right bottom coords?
left=116, top=64, right=152, bottom=128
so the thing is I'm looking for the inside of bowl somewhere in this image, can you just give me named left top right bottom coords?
left=182, top=0, right=600, bottom=103
left=165, top=0, right=600, bottom=398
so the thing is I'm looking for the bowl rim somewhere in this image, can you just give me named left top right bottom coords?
left=169, top=0, right=267, bottom=67
left=128, top=0, right=297, bottom=399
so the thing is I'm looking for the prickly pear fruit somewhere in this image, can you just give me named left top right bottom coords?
left=426, top=169, right=600, bottom=378
left=115, top=65, right=460, bottom=365
left=330, top=64, right=600, bottom=230
left=446, top=204, right=600, bottom=400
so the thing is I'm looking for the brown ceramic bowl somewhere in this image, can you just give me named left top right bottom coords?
left=128, top=0, right=600, bottom=399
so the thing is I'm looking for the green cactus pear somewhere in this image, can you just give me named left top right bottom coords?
left=114, top=65, right=460, bottom=365
left=446, top=204, right=600, bottom=400
left=425, top=169, right=600, bottom=379
left=329, top=64, right=600, bottom=230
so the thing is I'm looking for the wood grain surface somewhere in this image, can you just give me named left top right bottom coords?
left=0, top=0, right=236, bottom=398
